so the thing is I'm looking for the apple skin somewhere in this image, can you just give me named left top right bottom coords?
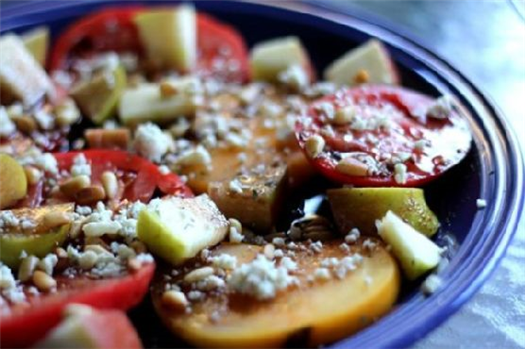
left=377, top=211, right=442, bottom=280
left=0, top=203, right=73, bottom=268
left=328, top=187, right=439, bottom=237
left=0, top=154, right=27, bottom=210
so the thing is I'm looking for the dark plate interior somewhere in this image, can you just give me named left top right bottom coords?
left=1, top=1, right=523, bottom=348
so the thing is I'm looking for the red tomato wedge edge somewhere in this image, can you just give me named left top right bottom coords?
left=49, top=7, right=250, bottom=83
left=54, top=150, right=193, bottom=203
left=0, top=263, right=154, bottom=348
left=295, top=85, right=472, bottom=187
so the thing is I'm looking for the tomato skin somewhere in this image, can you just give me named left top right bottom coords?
left=49, top=7, right=249, bottom=83
left=0, top=263, right=154, bottom=348
left=54, top=150, right=193, bottom=202
left=49, top=7, right=144, bottom=72
left=296, top=85, right=472, bottom=187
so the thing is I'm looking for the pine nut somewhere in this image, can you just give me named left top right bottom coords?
left=160, top=81, right=178, bottom=98
left=23, top=166, right=42, bottom=185
left=43, top=211, right=71, bottom=229
left=12, top=115, right=37, bottom=133
left=127, top=258, right=142, bottom=271
left=55, top=247, right=68, bottom=259
left=162, top=290, right=188, bottom=311
left=18, top=255, right=39, bottom=282
left=335, top=157, right=369, bottom=177
left=60, top=175, right=91, bottom=197
left=75, top=185, right=106, bottom=205
left=33, top=270, right=57, bottom=292
left=263, top=244, right=275, bottom=260
left=304, top=135, right=325, bottom=158
left=184, top=267, right=214, bottom=283
left=101, top=171, right=118, bottom=199
left=55, top=98, right=81, bottom=127
left=354, top=69, right=370, bottom=84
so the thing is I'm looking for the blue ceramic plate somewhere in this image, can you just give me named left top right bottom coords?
left=1, top=1, right=523, bottom=348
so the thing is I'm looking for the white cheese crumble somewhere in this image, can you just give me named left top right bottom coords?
left=278, top=64, right=309, bottom=91
left=228, top=179, right=243, bottom=194
left=476, top=199, right=487, bottom=209
left=158, top=165, right=171, bottom=175
left=427, top=95, right=453, bottom=120
left=175, top=145, right=212, bottom=169
left=133, top=122, right=172, bottom=162
left=314, top=267, right=331, bottom=281
left=272, top=237, right=286, bottom=247
left=18, top=151, right=58, bottom=174
left=394, top=163, right=408, bottom=184
left=37, top=254, right=58, bottom=275
left=0, top=263, right=26, bottom=304
left=229, top=226, right=244, bottom=244
left=70, top=153, right=92, bottom=177
left=421, top=274, right=443, bottom=295
left=211, top=254, right=237, bottom=270
left=0, top=106, right=16, bottom=137
left=227, top=255, right=298, bottom=300
left=345, top=228, right=360, bottom=244
left=33, top=109, right=55, bottom=130
left=309, top=241, right=323, bottom=253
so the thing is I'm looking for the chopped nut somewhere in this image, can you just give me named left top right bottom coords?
left=43, top=211, right=72, bottom=229
left=353, top=69, right=369, bottom=84
left=85, top=128, right=130, bottom=150
left=184, top=267, right=215, bottom=283
left=75, top=185, right=106, bottom=205
left=159, top=81, right=179, bottom=98
left=33, top=270, right=56, bottom=292
left=332, top=106, right=356, bottom=125
left=127, top=258, right=142, bottom=271
left=162, top=290, right=188, bottom=310
left=263, top=244, right=276, bottom=260
left=304, top=135, right=325, bottom=158
left=101, top=171, right=118, bottom=199
left=12, top=115, right=37, bottom=133
left=55, top=98, right=81, bottom=127
left=335, top=157, right=369, bottom=176
left=23, top=166, right=42, bottom=185
left=18, top=255, right=39, bottom=282
left=60, top=175, right=91, bottom=197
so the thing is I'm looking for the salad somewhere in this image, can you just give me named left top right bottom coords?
left=0, top=5, right=474, bottom=348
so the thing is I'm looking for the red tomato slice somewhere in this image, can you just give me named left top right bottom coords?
left=48, top=7, right=144, bottom=72
left=49, top=7, right=249, bottom=83
left=196, top=13, right=250, bottom=83
left=295, top=85, right=472, bottom=187
left=0, top=263, right=154, bottom=348
left=54, top=150, right=193, bottom=203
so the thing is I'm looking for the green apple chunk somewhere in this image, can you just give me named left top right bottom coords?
left=0, top=34, right=55, bottom=106
left=0, top=154, right=27, bottom=210
left=70, top=64, right=127, bottom=124
left=118, top=80, right=197, bottom=126
left=250, top=36, right=310, bottom=83
left=324, top=39, right=398, bottom=86
left=377, top=211, right=441, bottom=280
left=137, top=194, right=228, bottom=266
left=35, top=305, right=142, bottom=349
left=22, top=26, right=49, bottom=66
left=208, top=164, right=288, bottom=234
left=327, top=187, right=439, bottom=237
left=134, top=5, right=196, bottom=71
left=0, top=203, right=73, bottom=268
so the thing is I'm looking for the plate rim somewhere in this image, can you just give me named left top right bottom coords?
left=1, top=1, right=523, bottom=348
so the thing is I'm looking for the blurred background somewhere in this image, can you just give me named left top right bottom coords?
left=315, top=1, right=525, bottom=348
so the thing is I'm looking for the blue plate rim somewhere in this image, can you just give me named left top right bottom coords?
left=1, top=1, right=523, bottom=348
